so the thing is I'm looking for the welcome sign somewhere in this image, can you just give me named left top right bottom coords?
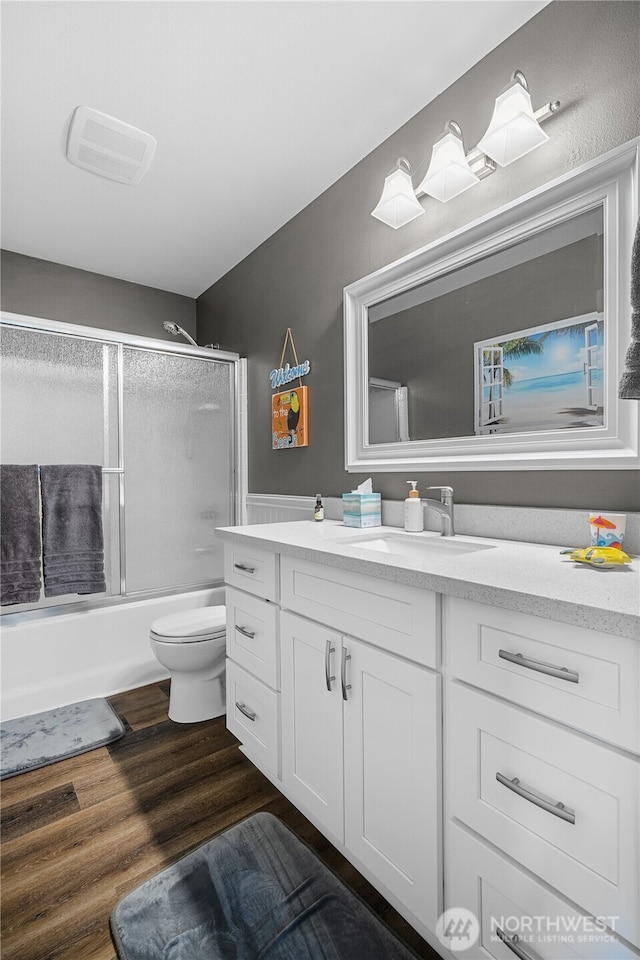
left=271, top=328, right=310, bottom=450
left=270, top=359, right=311, bottom=389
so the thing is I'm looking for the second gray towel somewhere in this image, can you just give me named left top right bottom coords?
left=40, top=465, right=106, bottom=597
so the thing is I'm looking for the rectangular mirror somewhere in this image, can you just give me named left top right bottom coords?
left=345, top=139, right=639, bottom=472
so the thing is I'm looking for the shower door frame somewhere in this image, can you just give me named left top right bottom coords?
left=0, top=311, right=246, bottom=622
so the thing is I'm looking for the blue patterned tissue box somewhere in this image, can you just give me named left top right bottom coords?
left=342, top=493, right=381, bottom=527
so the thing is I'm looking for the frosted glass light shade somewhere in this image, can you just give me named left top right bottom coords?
left=478, top=80, right=549, bottom=167
left=371, top=161, right=424, bottom=229
left=417, top=129, right=479, bottom=202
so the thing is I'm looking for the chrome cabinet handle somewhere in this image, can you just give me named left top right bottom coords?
left=498, top=649, right=579, bottom=684
left=234, top=562, right=256, bottom=574
left=235, top=624, right=256, bottom=639
left=325, top=639, right=336, bottom=691
left=496, top=772, right=575, bottom=824
left=341, top=647, right=352, bottom=701
left=496, top=927, right=540, bottom=960
left=235, top=701, right=257, bottom=722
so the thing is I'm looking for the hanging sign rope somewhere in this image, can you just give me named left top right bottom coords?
left=271, top=328, right=310, bottom=450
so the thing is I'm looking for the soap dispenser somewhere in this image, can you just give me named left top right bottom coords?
left=404, top=481, right=424, bottom=532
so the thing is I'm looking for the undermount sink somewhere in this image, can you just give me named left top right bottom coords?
left=341, top=533, right=495, bottom=561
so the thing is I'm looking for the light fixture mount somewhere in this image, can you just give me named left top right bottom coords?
left=371, top=71, right=560, bottom=227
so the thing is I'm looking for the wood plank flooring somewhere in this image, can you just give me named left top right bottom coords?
left=1, top=682, right=441, bottom=960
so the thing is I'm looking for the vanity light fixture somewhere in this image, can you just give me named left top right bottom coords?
left=416, top=122, right=481, bottom=203
left=371, top=71, right=559, bottom=227
left=371, top=157, right=425, bottom=229
left=477, top=70, right=560, bottom=167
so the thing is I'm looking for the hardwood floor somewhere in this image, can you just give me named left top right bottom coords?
left=1, top=682, right=441, bottom=960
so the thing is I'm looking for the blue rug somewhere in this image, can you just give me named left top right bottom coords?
left=111, top=812, right=419, bottom=960
left=0, top=697, right=125, bottom=779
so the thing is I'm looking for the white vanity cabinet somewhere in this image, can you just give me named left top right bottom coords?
left=223, top=540, right=444, bottom=944
left=445, top=597, right=640, bottom=957
left=221, top=529, right=639, bottom=959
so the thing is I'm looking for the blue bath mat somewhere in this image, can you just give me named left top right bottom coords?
left=111, top=812, right=419, bottom=960
left=0, top=697, right=125, bottom=779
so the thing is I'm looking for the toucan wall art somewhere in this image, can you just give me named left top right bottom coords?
left=272, top=386, right=309, bottom=449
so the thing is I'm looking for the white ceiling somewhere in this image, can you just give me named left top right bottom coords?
left=1, top=1, right=548, bottom=299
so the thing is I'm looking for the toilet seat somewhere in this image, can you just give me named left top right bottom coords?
left=150, top=606, right=226, bottom=643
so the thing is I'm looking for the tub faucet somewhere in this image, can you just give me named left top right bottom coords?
left=422, top=486, right=455, bottom=537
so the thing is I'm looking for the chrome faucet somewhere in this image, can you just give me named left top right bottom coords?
left=422, top=486, right=455, bottom=537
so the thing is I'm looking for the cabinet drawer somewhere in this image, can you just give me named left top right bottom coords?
left=448, top=682, right=639, bottom=946
left=225, top=586, right=279, bottom=689
left=446, top=822, right=639, bottom=959
left=446, top=598, right=640, bottom=753
left=280, top=555, right=439, bottom=667
left=226, top=660, right=279, bottom=777
left=224, top=542, right=278, bottom=601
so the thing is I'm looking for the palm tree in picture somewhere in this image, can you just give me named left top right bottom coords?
left=499, top=336, right=545, bottom=388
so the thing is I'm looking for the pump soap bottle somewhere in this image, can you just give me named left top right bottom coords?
left=404, top=481, right=423, bottom=532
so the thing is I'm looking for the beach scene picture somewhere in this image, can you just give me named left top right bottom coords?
left=474, top=313, right=604, bottom=436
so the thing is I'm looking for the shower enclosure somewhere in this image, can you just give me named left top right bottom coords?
left=0, top=312, right=245, bottom=717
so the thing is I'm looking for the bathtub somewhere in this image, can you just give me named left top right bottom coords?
left=0, top=587, right=224, bottom=721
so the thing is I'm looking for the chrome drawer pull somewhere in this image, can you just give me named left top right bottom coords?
left=498, top=649, right=579, bottom=684
left=325, top=639, right=336, bottom=691
left=496, top=927, right=539, bottom=960
left=234, top=562, right=256, bottom=574
left=341, top=647, right=352, bottom=701
left=496, top=772, right=575, bottom=824
left=235, top=625, right=256, bottom=639
left=235, top=701, right=257, bottom=722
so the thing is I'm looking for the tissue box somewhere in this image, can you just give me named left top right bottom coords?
left=342, top=493, right=381, bottom=528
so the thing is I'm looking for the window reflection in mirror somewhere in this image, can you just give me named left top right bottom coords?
left=367, top=207, right=603, bottom=444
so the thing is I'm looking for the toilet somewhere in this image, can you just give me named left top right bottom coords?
left=149, top=606, right=227, bottom=723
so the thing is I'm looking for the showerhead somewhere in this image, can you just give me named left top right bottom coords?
left=162, top=321, right=199, bottom=347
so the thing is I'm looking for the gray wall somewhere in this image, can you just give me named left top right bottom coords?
left=197, top=0, right=640, bottom=510
left=1, top=250, right=196, bottom=342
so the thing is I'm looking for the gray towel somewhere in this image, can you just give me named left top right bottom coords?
left=618, top=216, right=640, bottom=399
left=40, top=465, right=106, bottom=597
left=0, top=464, right=43, bottom=605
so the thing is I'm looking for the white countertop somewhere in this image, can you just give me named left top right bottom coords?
left=216, top=520, right=640, bottom=638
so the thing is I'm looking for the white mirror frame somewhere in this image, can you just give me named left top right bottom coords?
left=344, top=138, right=639, bottom=472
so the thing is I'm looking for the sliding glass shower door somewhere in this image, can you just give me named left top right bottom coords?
left=122, top=347, right=233, bottom=592
left=0, top=316, right=239, bottom=614
left=0, top=325, right=121, bottom=599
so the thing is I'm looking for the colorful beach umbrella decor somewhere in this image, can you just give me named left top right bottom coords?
left=589, top=515, right=622, bottom=548
left=589, top=515, right=616, bottom=529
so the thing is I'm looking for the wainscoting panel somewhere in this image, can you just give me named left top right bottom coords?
left=246, top=494, right=316, bottom=525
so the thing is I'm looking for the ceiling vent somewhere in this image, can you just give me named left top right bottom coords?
left=66, top=106, right=156, bottom=184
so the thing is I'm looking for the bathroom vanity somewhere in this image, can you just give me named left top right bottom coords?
left=218, top=520, right=639, bottom=960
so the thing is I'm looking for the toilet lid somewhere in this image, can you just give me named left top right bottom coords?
left=150, top=605, right=226, bottom=642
